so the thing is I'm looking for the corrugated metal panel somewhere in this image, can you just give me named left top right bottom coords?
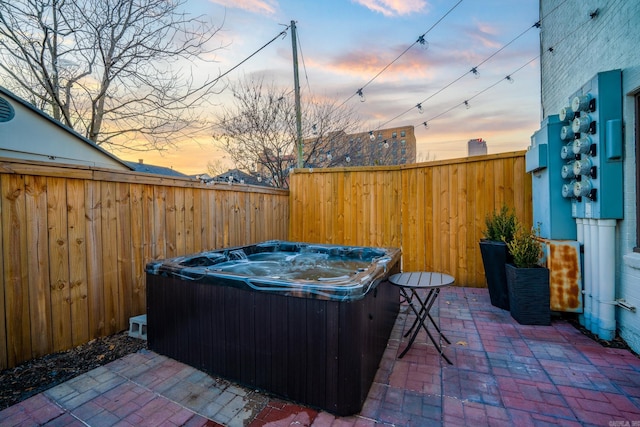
left=541, top=239, right=583, bottom=313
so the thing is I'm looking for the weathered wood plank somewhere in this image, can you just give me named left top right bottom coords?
left=153, top=186, right=167, bottom=260
left=2, top=174, right=31, bottom=365
left=116, top=182, right=132, bottom=328
left=101, top=181, right=119, bottom=336
left=85, top=181, right=105, bottom=338
left=130, top=184, right=146, bottom=316
left=67, top=179, right=89, bottom=346
left=46, top=177, right=72, bottom=352
left=0, top=175, right=6, bottom=369
left=24, top=175, right=52, bottom=357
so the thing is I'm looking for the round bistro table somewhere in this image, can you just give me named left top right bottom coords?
left=389, top=272, right=454, bottom=364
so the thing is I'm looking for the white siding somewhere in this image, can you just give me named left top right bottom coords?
left=540, top=0, right=640, bottom=351
left=0, top=93, right=129, bottom=171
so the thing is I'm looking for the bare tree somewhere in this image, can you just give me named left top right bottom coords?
left=0, top=0, right=224, bottom=152
left=214, top=76, right=360, bottom=188
left=206, top=159, right=228, bottom=177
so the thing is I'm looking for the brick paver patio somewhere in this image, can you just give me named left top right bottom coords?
left=2, top=286, right=640, bottom=426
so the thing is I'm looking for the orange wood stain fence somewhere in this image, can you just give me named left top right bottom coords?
left=289, top=151, right=532, bottom=287
left=0, top=151, right=530, bottom=369
left=0, top=159, right=289, bottom=369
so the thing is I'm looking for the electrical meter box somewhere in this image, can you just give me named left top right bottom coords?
left=526, top=115, right=576, bottom=239
left=557, top=70, right=623, bottom=219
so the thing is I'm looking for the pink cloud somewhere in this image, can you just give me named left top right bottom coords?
left=352, top=0, right=428, bottom=17
left=321, top=47, right=437, bottom=80
left=208, top=0, right=278, bottom=15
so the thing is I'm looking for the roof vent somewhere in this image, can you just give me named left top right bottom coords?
left=0, top=97, right=15, bottom=122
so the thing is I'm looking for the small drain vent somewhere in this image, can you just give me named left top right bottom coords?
left=0, top=97, right=15, bottom=122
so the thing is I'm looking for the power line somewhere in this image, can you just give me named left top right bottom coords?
left=205, top=25, right=290, bottom=89
left=417, top=56, right=539, bottom=128
left=376, top=20, right=540, bottom=130
left=414, top=2, right=596, bottom=132
left=295, top=25, right=313, bottom=95
left=374, top=0, right=572, bottom=132
left=338, top=0, right=464, bottom=107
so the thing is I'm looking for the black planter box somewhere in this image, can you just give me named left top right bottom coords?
left=479, top=240, right=510, bottom=310
left=506, top=263, right=550, bottom=325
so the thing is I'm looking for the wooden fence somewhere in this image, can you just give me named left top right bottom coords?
left=289, top=151, right=532, bottom=288
left=1, top=151, right=530, bottom=369
left=0, top=159, right=289, bottom=369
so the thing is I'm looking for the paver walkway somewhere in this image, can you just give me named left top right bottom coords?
left=2, top=286, right=640, bottom=426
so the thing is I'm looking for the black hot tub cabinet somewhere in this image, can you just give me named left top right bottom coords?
left=145, top=240, right=401, bottom=416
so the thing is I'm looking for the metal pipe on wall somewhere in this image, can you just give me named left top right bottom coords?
left=590, top=219, right=601, bottom=336
left=576, top=219, right=586, bottom=327
left=580, top=218, right=593, bottom=331
left=598, top=219, right=617, bottom=340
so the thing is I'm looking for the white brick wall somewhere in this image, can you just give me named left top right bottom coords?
left=540, top=0, right=640, bottom=351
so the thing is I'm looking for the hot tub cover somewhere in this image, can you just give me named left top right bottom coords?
left=145, top=240, right=401, bottom=301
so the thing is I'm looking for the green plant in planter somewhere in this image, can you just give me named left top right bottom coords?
left=483, top=205, right=517, bottom=243
left=479, top=205, right=517, bottom=310
left=507, top=224, right=543, bottom=268
left=505, top=223, right=550, bottom=325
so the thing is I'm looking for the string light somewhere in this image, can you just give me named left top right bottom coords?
left=374, top=15, right=544, bottom=132
left=338, top=0, right=463, bottom=107
left=345, top=155, right=351, bottom=163
left=357, top=88, right=365, bottom=102
left=374, top=1, right=578, bottom=134
left=312, top=124, right=318, bottom=134
left=368, top=0, right=573, bottom=133
left=412, top=55, right=540, bottom=129
left=369, top=131, right=375, bottom=141
left=417, top=35, right=428, bottom=50
left=383, top=140, right=389, bottom=149
left=326, top=151, right=332, bottom=161
left=416, top=103, right=424, bottom=114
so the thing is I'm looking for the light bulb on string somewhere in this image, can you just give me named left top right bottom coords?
left=422, top=121, right=429, bottom=129
left=357, top=88, right=365, bottom=102
left=383, top=140, right=389, bottom=149
left=417, top=35, right=429, bottom=50
left=505, top=75, right=514, bottom=84
left=257, top=175, right=262, bottom=182
left=470, top=67, right=480, bottom=79
left=416, top=103, right=424, bottom=114
left=345, top=155, right=351, bottom=163
left=369, top=131, right=375, bottom=141
left=464, top=100, right=470, bottom=109
left=326, top=151, right=332, bottom=161
left=312, top=124, right=318, bottom=135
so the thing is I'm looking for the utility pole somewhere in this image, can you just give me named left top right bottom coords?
left=291, top=20, right=303, bottom=168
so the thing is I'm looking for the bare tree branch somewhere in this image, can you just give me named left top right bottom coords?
left=0, top=0, right=226, bottom=152
left=213, top=76, right=361, bottom=188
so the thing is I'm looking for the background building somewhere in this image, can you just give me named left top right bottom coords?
left=305, top=125, right=417, bottom=168
left=467, top=138, right=488, bottom=157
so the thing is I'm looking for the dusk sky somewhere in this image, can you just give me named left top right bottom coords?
left=122, top=0, right=541, bottom=175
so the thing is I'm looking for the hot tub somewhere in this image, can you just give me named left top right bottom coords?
left=146, top=240, right=401, bottom=415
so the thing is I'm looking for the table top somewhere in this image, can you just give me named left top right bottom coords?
left=389, top=272, right=455, bottom=289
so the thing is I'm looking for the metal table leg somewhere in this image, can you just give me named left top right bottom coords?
left=398, top=287, right=452, bottom=364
